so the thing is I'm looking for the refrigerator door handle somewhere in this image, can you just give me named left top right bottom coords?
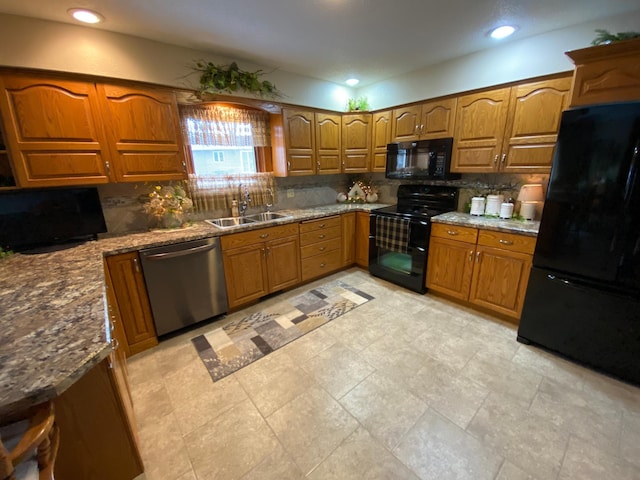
left=623, top=140, right=640, bottom=209
left=547, top=274, right=571, bottom=285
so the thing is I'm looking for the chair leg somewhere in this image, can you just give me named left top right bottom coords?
left=36, top=422, right=59, bottom=480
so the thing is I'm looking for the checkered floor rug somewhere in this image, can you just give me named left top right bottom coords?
left=192, top=280, right=374, bottom=382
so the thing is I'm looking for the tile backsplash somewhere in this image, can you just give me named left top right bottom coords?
left=98, top=171, right=549, bottom=235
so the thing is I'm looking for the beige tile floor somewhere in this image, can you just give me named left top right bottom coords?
left=128, top=268, right=640, bottom=480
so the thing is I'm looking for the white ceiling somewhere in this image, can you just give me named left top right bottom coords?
left=0, top=0, right=638, bottom=87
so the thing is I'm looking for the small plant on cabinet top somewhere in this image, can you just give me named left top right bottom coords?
left=346, top=96, right=370, bottom=112
left=194, top=61, right=283, bottom=98
left=591, top=29, right=640, bottom=45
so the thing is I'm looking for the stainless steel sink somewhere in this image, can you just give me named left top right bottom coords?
left=205, top=217, right=257, bottom=228
left=245, top=212, right=292, bottom=222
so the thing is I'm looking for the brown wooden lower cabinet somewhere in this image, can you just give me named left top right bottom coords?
left=341, top=212, right=356, bottom=266
left=104, top=252, right=158, bottom=356
left=299, top=216, right=342, bottom=281
left=355, top=211, right=370, bottom=267
left=222, top=223, right=301, bottom=309
left=54, top=356, right=143, bottom=480
left=426, top=223, right=535, bottom=320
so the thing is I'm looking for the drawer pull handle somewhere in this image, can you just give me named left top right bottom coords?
left=319, top=246, right=326, bottom=251
left=318, top=234, right=326, bottom=239
left=260, top=233, right=269, bottom=239
left=468, top=250, right=473, bottom=263
left=446, top=230, right=458, bottom=236
left=319, top=224, right=326, bottom=228
left=499, top=239, right=514, bottom=245
left=320, top=263, right=326, bottom=268
left=476, top=251, right=481, bottom=263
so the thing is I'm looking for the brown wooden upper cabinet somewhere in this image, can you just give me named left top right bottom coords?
left=565, top=37, right=640, bottom=107
left=282, top=108, right=316, bottom=175
left=315, top=112, right=341, bottom=174
left=451, top=76, right=571, bottom=173
left=0, top=71, right=187, bottom=187
left=371, top=110, right=392, bottom=172
left=342, top=113, right=371, bottom=173
left=391, top=98, right=457, bottom=142
left=0, top=73, right=111, bottom=187
left=97, top=84, right=187, bottom=182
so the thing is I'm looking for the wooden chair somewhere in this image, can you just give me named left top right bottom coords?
left=0, top=401, right=59, bottom=480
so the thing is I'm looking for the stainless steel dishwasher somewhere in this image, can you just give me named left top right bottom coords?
left=139, top=237, right=228, bottom=336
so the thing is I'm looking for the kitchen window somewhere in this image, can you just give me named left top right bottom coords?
left=179, top=103, right=275, bottom=212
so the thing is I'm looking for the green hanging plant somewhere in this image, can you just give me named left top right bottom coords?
left=591, top=29, right=640, bottom=46
left=193, top=61, right=283, bottom=98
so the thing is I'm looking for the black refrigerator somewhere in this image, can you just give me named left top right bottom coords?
left=517, top=101, right=640, bottom=386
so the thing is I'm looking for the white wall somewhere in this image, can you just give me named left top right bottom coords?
left=358, top=9, right=640, bottom=109
left=0, top=13, right=354, bottom=111
left=0, top=10, right=639, bottom=112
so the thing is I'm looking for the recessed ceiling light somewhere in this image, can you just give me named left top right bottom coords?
left=68, top=8, right=104, bottom=24
left=345, top=78, right=360, bottom=87
left=489, top=25, right=516, bottom=39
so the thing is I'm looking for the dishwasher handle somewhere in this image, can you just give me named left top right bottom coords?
left=143, top=242, right=217, bottom=261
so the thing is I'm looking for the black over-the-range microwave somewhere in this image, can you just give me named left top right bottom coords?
left=385, top=137, right=460, bottom=180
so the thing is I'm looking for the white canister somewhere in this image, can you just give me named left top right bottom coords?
left=470, top=197, right=485, bottom=216
left=499, top=202, right=514, bottom=219
left=520, top=202, right=537, bottom=220
left=485, top=194, right=504, bottom=216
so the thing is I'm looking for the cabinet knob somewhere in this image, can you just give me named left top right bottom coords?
left=260, top=233, right=269, bottom=239
left=132, top=257, right=140, bottom=273
left=182, top=161, right=187, bottom=173
left=468, top=250, right=473, bottom=263
left=319, top=224, right=325, bottom=228
left=476, top=251, right=481, bottom=263
left=493, top=155, right=498, bottom=165
left=446, top=230, right=458, bottom=236
left=318, top=234, right=326, bottom=239
left=499, top=239, right=514, bottom=245
left=105, top=160, right=111, bottom=177
left=319, top=246, right=326, bottom=251
left=501, top=154, right=506, bottom=165
left=320, top=263, right=326, bottom=268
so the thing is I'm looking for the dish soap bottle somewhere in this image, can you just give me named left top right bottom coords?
left=231, top=199, right=239, bottom=217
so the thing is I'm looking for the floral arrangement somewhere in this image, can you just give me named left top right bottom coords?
left=143, top=184, right=194, bottom=228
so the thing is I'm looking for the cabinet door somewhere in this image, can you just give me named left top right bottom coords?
left=54, top=358, right=143, bottom=480
left=283, top=109, right=315, bottom=175
left=105, top=252, right=158, bottom=356
left=223, top=243, right=269, bottom=309
left=468, top=245, right=532, bottom=319
left=342, top=113, right=371, bottom=173
left=567, top=38, right=640, bottom=107
left=266, top=235, right=301, bottom=292
left=391, top=105, right=421, bottom=141
left=315, top=113, right=341, bottom=174
left=501, top=77, right=571, bottom=173
left=341, top=212, right=356, bottom=266
left=426, top=237, right=475, bottom=300
left=371, top=111, right=392, bottom=172
left=355, top=211, right=370, bottom=267
left=97, top=84, right=187, bottom=182
left=451, top=88, right=511, bottom=172
left=420, top=98, right=457, bottom=139
left=0, top=73, right=110, bottom=187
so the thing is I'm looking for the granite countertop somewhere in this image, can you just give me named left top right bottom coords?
left=431, top=212, right=540, bottom=237
left=0, top=203, right=386, bottom=417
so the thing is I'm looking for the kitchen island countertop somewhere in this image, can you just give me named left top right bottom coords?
left=431, top=211, right=540, bottom=237
left=0, top=203, right=385, bottom=417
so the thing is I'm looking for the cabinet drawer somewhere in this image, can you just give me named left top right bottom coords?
left=299, top=215, right=341, bottom=234
left=221, top=223, right=299, bottom=250
left=300, top=237, right=341, bottom=259
left=301, top=250, right=342, bottom=281
left=300, top=226, right=341, bottom=246
left=477, top=230, right=536, bottom=255
left=431, top=223, right=478, bottom=244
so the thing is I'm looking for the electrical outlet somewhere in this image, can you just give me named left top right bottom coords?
left=287, top=189, right=295, bottom=198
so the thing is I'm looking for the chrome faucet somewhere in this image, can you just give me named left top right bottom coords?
left=239, top=185, right=251, bottom=216
left=265, top=188, right=274, bottom=212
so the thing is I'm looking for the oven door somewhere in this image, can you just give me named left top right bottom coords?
left=368, top=214, right=430, bottom=293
